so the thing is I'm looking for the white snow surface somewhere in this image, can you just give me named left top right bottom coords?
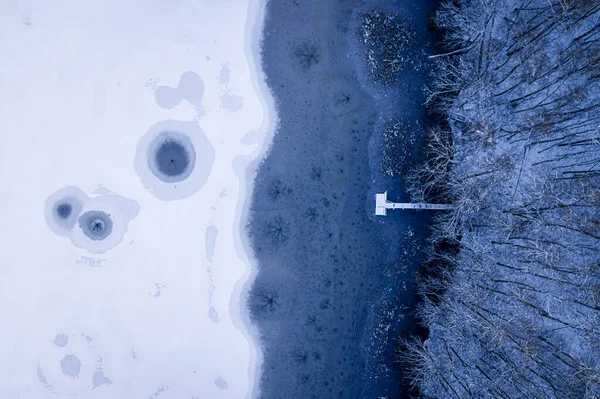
left=0, top=0, right=275, bottom=398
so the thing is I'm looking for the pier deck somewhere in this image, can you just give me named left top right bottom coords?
left=375, top=192, right=454, bottom=216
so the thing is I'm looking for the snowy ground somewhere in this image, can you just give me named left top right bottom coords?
left=0, top=0, right=273, bottom=398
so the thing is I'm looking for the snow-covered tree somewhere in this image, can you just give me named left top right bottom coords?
left=402, top=0, right=600, bottom=397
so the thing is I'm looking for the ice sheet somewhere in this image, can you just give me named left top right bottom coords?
left=0, top=0, right=273, bottom=397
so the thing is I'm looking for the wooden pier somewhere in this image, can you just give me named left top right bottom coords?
left=375, top=191, right=454, bottom=216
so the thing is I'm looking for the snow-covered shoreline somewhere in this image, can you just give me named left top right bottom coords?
left=0, top=0, right=275, bottom=397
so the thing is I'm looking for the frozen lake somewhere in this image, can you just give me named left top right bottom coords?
left=0, top=0, right=273, bottom=397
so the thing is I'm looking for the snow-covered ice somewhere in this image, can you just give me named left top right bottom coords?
left=0, top=0, right=274, bottom=397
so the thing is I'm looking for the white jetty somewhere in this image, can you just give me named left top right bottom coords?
left=375, top=191, right=454, bottom=216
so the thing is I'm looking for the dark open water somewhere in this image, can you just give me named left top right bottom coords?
left=247, top=0, right=441, bottom=397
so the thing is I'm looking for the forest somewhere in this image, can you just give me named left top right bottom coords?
left=401, top=0, right=600, bottom=397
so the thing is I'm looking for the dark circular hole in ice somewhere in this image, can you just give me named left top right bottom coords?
left=155, top=138, right=191, bottom=178
left=78, top=210, right=113, bottom=241
left=91, top=218, right=105, bottom=232
left=55, top=203, right=72, bottom=219
left=146, top=131, right=197, bottom=184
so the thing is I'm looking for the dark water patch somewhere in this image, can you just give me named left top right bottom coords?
left=45, top=187, right=139, bottom=254
left=55, top=203, right=72, bottom=219
left=78, top=210, right=113, bottom=241
left=134, top=120, right=214, bottom=201
left=45, top=186, right=86, bottom=236
left=150, top=132, right=195, bottom=182
left=247, top=0, right=440, bottom=397
left=71, top=194, right=139, bottom=254
left=353, top=0, right=446, bottom=396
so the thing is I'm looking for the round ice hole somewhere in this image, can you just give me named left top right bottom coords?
left=134, top=120, right=214, bottom=201
left=78, top=211, right=113, bottom=241
left=55, top=203, right=73, bottom=219
left=156, top=139, right=191, bottom=177
left=147, top=132, right=196, bottom=183
left=45, top=189, right=85, bottom=233
left=90, top=218, right=105, bottom=232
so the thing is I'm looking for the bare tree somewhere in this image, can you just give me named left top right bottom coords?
left=402, top=0, right=600, bottom=397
